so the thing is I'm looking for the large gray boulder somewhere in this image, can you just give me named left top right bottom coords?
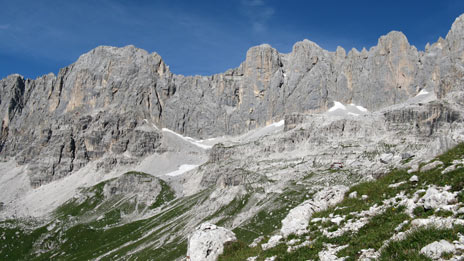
left=420, top=240, right=456, bottom=259
left=187, top=223, right=236, bottom=261
left=281, top=186, right=348, bottom=237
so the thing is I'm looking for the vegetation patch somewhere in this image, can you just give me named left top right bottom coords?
left=380, top=226, right=464, bottom=260
left=219, top=144, right=464, bottom=260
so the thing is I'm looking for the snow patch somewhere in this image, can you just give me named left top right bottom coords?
left=269, top=120, right=284, bottom=128
left=328, top=101, right=347, bottom=112
left=165, top=164, right=199, bottom=177
left=355, top=105, right=368, bottom=112
left=416, top=89, right=430, bottom=96
left=162, top=128, right=212, bottom=149
left=143, top=119, right=158, bottom=130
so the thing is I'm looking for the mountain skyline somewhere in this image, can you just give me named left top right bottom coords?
left=1, top=0, right=464, bottom=79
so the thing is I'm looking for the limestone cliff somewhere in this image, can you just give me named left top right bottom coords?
left=2, top=14, right=464, bottom=187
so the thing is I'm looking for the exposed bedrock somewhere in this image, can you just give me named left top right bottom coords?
left=2, top=14, right=464, bottom=186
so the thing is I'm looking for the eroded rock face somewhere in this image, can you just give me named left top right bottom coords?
left=187, top=223, right=236, bottom=261
left=3, top=14, right=464, bottom=187
left=102, top=172, right=163, bottom=204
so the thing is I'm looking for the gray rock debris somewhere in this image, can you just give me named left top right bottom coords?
left=187, top=223, right=236, bottom=261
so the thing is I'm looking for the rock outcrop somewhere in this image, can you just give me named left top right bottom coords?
left=187, top=223, right=236, bottom=261
left=420, top=240, right=456, bottom=260
left=281, top=186, right=348, bottom=237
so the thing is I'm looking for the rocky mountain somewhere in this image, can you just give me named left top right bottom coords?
left=1, top=12, right=464, bottom=261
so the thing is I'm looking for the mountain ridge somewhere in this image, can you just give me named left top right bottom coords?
left=2, top=13, right=464, bottom=187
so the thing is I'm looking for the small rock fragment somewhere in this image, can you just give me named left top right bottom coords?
left=261, top=235, right=283, bottom=250
left=349, top=191, right=358, bottom=198
left=421, top=161, right=444, bottom=172
left=409, top=175, right=419, bottom=182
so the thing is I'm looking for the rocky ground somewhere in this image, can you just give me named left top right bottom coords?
left=216, top=144, right=464, bottom=260
left=0, top=88, right=463, bottom=260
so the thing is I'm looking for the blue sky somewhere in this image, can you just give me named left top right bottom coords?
left=1, top=0, right=464, bottom=79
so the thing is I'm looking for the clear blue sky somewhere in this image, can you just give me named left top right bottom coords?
left=1, top=0, right=464, bottom=79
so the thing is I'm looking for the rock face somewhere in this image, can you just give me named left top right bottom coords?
left=187, top=223, right=236, bottom=261
left=101, top=172, right=163, bottom=204
left=2, top=14, right=464, bottom=187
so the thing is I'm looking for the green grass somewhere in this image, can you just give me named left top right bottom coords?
left=0, top=171, right=205, bottom=261
left=218, top=241, right=261, bottom=261
left=412, top=206, right=434, bottom=218
left=337, top=206, right=409, bottom=259
left=0, top=222, right=48, bottom=260
left=219, top=143, right=464, bottom=261
left=313, top=169, right=411, bottom=219
left=380, top=226, right=464, bottom=260
left=438, top=143, right=464, bottom=166
left=150, top=179, right=176, bottom=209
left=4, top=143, right=464, bottom=261
left=232, top=186, right=311, bottom=244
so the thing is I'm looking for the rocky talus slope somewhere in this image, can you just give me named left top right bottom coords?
left=1, top=12, right=464, bottom=261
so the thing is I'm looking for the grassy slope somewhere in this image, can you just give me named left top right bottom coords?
left=2, top=144, right=464, bottom=261
left=0, top=172, right=209, bottom=261
left=219, top=144, right=464, bottom=260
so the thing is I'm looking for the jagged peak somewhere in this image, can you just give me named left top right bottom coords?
left=79, top=45, right=151, bottom=61
left=378, top=31, right=410, bottom=47
left=335, top=46, right=346, bottom=58
left=447, top=13, right=464, bottom=38
left=4, top=73, right=24, bottom=80
left=68, top=45, right=168, bottom=76
left=292, top=39, right=322, bottom=51
left=347, top=47, right=360, bottom=57
left=245, top=43, right=280, bottom=63
left=243, top=43, right=281, bottom=74
left=245, top=43, right=278, bottom=56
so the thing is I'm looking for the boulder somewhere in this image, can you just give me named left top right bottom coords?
left=261, top=235, right=283, bottom=250
left=420, top=240, right=455, bottom=259
left=187, top=223, right=236, bottom=261
left=419, top=187, right=457, bottom=210
left=421, top=161, right=444, bottom=172
left=280, top=186, right=348, bottom=237
left=349, top=191, right=358, bottom=199
left=409, top=175, right=419, bottom=182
